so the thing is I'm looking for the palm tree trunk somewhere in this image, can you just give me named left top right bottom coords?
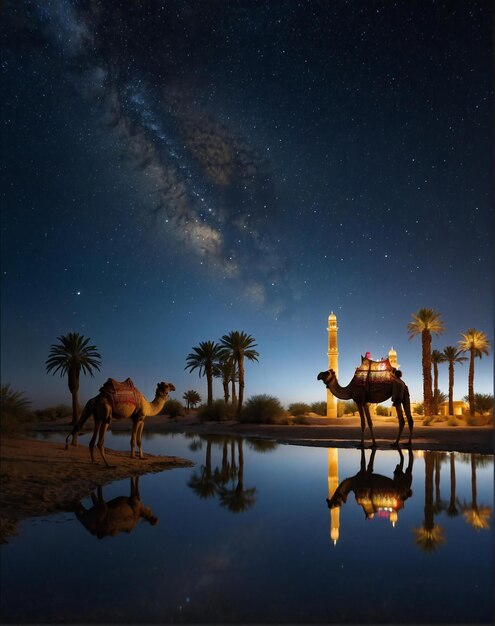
left=448, top=361, right=454, bottom=416
left=422, top=330, right=433, bottom=416
left=236, top=357, right=245, bottom=418
left=433, top=362, right=439, bottom=415
left=231, top=379, right=237, bottom=406
left=468, top=348, right=475, bottom=416
left=448, top=453, right=457, bottom=516
left=68, top=369, right=80, bottom=426
left=424, top=452, right=434, bottom=531
left=222, top=376, right=230, bottom=403
left=206, top=366, right=213, bottom=406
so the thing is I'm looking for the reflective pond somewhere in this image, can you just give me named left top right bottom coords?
left=1, top=432, right=493, bottom=624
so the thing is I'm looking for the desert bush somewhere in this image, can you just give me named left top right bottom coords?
left=447, top=417, right=459, bottom=427
left=463, top=393, right=494, bottom=415
left=162, top=399, right=184, bottom=418
left=375, top=405, right=390, bottom=416
left=197, top=400, right=233, bottom=422
left=422, top=416, right=434, bottom=426
left=466, top=414, right=492, bottom=427
left=34, top=404, right=72, bottom=421
left=310, top=401, right=326, bottom=415
left=414, top=403, right=424, bottom=416
left=343, top=400, right=358, bottom=415
left=288, top=402, right=311, bottom=416
left=292, top=415, right=310, bottom=425
left=337, top=402, right=345, bottom=417
left=0, top=384, right=34, bottom=433
left=240, top=395, right=287, bottom=424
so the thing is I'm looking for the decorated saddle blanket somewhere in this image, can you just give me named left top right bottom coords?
left=354, top=357, right=395, bottom=386
left=99, top=378, right=139, bottom=407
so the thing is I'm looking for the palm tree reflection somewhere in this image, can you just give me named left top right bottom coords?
left=461, top=454, right=491, bottom=531
left=413, top=452, right=445, bottom=553
left=188, top=436, right=258, bottom=513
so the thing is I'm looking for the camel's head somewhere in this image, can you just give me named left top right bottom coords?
left=157, top=382, right=176, bottom=396
left=317, top=369, right=335, bottom=385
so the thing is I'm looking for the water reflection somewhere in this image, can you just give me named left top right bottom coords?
left=327, top=448, right=414, bottom=544
left=71, top=476, right=158, bottom=539
left=327, top=448, right=492, bottom=551
left=187, top=435, right=258, bottom=513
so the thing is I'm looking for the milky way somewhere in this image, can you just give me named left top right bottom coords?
left=2, top=1, right=492, bottom=405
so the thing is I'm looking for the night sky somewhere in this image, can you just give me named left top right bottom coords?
left=1, top=1, right=492, bottom=408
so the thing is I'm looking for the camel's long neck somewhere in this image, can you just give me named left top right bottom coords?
left=326, top=375, right=354, bottom=400
left=140, top=393, right=170, bottom=416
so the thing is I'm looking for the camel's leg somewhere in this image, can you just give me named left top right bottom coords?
left=89, top=419, right=100, bottom=464
left=357, top=405, right=366, bottom=447
left=136, top=420, right=145, bottom=459
left=393, top=403, right=405, bottom=446
left=130, top=419, right=139, bottom=459
left=403, top=389, right=414, bottom=446
left=96, top=421, right=112, bottom=468
left=364, top=404, right=376, bottom=446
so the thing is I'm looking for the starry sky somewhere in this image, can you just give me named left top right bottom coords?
left=1, top=0, right=493, bottom=409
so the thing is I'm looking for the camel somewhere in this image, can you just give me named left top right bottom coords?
left=72, top=477, right=158, bottom=539
left=65, top=378, right=175, bottom=467
left=327, top=447, right=414, bottom=520
left=317, top=361, right=413, bottom=446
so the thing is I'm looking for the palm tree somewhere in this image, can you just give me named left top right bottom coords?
left=46, top=332, right=101, bottom=425
left=458, top=329, right=491, bottom=416
left=219, top=331, right=259, bottom=418
left=216, top=440, right=257, bottom=513
left=441, top=346, right=467, bottom=416
left=407, top=309, right=444, bottom=416
left=182, top=390, right=201, bottom=411
left=185, top=341, right=222, bottom=406
left=431, top=350, right=444, bottom=415
left=215, top=357, right=237, bottom=404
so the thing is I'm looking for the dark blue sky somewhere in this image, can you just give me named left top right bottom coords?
left=1, top=0, right=492, bottom=408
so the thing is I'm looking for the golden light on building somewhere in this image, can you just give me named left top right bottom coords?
left=326, top=312, right=339, bottom=418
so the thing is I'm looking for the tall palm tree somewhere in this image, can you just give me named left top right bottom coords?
left=219, top=331, right=259, bottom=418
left=431, top=350, right=444, bottom=415
left=185, top=341, right=222, bottom=406
left=407, top=309, right=444, bottom=416
left=441, top=346, right=467, bottom=416
left=182, top=390, right=201, bottom=411
left=46, top=332, right=101, bottom=425
left=458, top=329, right=491, bottom=417
left=215, top=357, right=237, bottom=404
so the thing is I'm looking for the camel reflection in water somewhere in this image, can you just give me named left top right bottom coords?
left=72, top=476, right=158, bottom=539
left=327, top=447, right=414, bottom=544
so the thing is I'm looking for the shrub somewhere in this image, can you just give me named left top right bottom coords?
left=288, top=402, right=311, bottom=416
left=162, top=399, right=184, bottom=418
left=310, top=401, right=326, bottom=416
left=197, top=400, right=233, bottom=422
left=447, top=417, right=458, bottom=427
left=343, top=401, right=358, bottom=415
left=0, top=384, right=34, bottom=433
left=240, top=395, right=287, bottom=424
left=414, top=403, right=424, bottom=416
left=292, top=415, right=310, bottom=425
left=376, top=405, right=389, bottom=416
left=34, top=404, right=72, bottom=421
left=423, top=416, right=434, bottom=426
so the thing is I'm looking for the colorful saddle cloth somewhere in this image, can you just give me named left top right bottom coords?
left=99, top=377, right=138, bottom=407
left=354, top=357, right=395, bottom=386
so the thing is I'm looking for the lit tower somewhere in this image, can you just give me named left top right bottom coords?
left=388, top=347, right=398, bottom=369
left=327, top=311, right=339, bottom=418
left=328, top=448, right=340, bottom=545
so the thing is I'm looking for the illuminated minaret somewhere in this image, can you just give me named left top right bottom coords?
left=327, top=311, right=339, bottom=418
left=328, top=448, right=340, bottom=545
left=388, top=347, right=398, bottom=369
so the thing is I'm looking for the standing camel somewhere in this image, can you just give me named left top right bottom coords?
left=65, top=378, right=175, bottom=466
left=317, top=359, right=413, bottom=447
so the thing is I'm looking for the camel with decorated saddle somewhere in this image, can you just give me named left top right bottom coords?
left=66, top=377, right=175, bottom=467
left=317, top=356, right=413, bottom=446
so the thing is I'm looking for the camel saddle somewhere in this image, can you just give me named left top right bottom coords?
left=354, top=357, right=395, bottom=386
left=99, top=377, right=139, bottom=407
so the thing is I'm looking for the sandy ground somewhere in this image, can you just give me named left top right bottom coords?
left=2, top=414, right=492, bottom=544
left=0, top=435, right=192, bottom=544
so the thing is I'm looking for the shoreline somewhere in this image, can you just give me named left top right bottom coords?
left=2, top=416, right=493, bottom=544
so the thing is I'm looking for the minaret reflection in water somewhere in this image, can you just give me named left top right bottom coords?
left=326, top=447, right=414, bottom=543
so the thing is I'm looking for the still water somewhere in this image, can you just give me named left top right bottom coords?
left=1, top=432, right=493, bottom=624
